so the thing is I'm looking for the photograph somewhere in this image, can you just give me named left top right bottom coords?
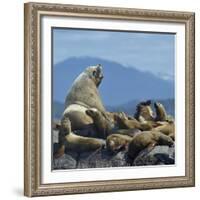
left=52, top=28, right=175, bottom=170
left=24, top=3, right=195, bottom=196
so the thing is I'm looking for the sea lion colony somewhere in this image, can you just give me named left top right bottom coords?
left=54, top=65, right=175, bottom=165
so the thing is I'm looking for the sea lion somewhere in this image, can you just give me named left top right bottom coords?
left=85, top=109, right=114, bottom=139
left=54, top=118, right=105, bottom=158
left=114, top=112, right=141, bottom=129
left=154, top=102, right=167, bottom=121
left=106, top=134, right=133, bottom=153
left=63, top=64, right=106, bottom=131
left=114, top=112, right=153, bottom=131
left=153, top=122, right=175, bottom=140
left=128, top=131, right=174, bottom=160
left=134, top=100, right=154, bottom=121
left=113, top=128, right=141, bottom=137
left=154, top=102, right=174, bottom=122
left=65, top=64, right=105, bottom=111
left=86, top=108, right=144, bottom=138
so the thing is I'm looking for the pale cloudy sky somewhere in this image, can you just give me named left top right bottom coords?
left=53, top=28, right=175, bottom=81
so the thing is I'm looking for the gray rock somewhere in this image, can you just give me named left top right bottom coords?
left=77, top=149, right=129, bottom=168
left=52, top=129, right=175, bottom=169
left=133, top=145, right=175, bottom=166
left=53, top=130, right=59, bottom=143
left=53, top=154, right=77, bottom=169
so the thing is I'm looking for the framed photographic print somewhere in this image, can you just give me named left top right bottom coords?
left=24, top=2, right=195, bottom=197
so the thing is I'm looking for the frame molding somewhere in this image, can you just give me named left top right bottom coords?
left=24, top=2, right=195, bottom=197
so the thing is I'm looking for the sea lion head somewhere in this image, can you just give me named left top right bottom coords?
left=106, top=136, right=125, bottom=153
left=135, top=100, right=154, bottom=121
left=154, top=102, right=167, bottom=121
left=85, top=64, right=104, bottom=87
left=158, top=134, right=174, bottom=147
left=61, top=117, right=71, bottom=134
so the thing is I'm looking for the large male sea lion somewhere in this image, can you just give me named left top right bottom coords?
left=54, top=118, right=105, bottom=158
left=128, top=131, right=174, bottom=160
left=63, top=64, right=105, bottom=131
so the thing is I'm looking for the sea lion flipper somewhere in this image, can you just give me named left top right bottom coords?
left=54, top=144, right=65, bottom=159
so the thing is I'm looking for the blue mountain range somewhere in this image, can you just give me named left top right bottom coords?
left=53, top=56, right=174, bottom=106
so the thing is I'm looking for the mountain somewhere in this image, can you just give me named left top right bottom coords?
left=53, top=56, right=174, bottom=106
left=107, top=98, right=175, bottom=116
left=53, top=99, right=175, bottom=120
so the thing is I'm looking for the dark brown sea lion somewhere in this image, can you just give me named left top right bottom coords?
left=134, top=100, right=154, bottom=121
left=85, top=109, right=114, bottom=139
left=128, top=131, right=174, bottom=160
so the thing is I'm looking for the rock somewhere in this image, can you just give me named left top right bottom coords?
left=53, top=154, right=77, bottom=169
left=52, top=126, right=175, bottom=169
left=77, top=149, right=129, bottom=168
left=53, top=130, right=59, bottom=143
left=110, top=151, right=130, bottom=167
left=132, top=145, right=175, bottom=166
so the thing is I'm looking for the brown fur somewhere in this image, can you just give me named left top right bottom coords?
left=113, top=128, right=141, bottom=137
left=54, top=118, right=105, bottom=158
left=153, top=122, right=175, bottom=140
left=114, top=112, right=153, bottom=131
left=134, top=100, right=154, bottom=121
left=85, top=109, right=114, bottom=138
left=114, top=113, right=140, bottom=129
left=128, top=131, right=174, bottom=160
left=106, top=134, right=133, bottom=153
left=154, top=102, right=167, bottom=121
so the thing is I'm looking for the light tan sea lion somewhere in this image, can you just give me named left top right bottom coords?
left=63, top=65, right=106, bottom=131
left=154, top=102, right=174, bottom=122
left=114, top=112, right=153, bottom=131
left=154, top=102, right=168, bottom=121
left=106, top=128, right=142, bottom=153
left=106, top=134, right=133, bottom=153
left=153, top=122, right=175, bottom=140
left=114, top=112, right=141, bottom=129
left=65, top=64, right=105, bottom=111
left=128, top=131, right=174, bottom=160
left=54, top=118, right=105, bottom=158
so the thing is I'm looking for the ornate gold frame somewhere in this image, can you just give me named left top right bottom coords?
left=24, top=2, right=195, bottom=197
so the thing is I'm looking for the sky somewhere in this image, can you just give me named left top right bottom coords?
left=53, top=28, right=175, bottom=81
